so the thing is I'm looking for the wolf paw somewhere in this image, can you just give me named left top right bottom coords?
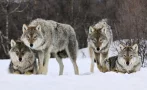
left=13, top=71, right=20, bottom=74
left=42, top=67, right=48, bottom=75
left=38, top=67, right=47, bottom=75
left=25, top=72, right=33, bottom=75
left=38, top=69, right=43, bottom=74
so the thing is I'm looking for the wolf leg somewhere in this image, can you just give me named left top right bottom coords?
left=100, top=52, right=108, bottom=72
left=67, top=52, right=79, bottom=75
left=94, top=52, right=104, bottom=72
left=72, top=60, right=79, bottom=75
left=55, top=54, right=64, bottom=75
left=42, top=49, right=51, bottom=75
left=33, top=61, right=38, bottom=74
left=89, top=47, right=95, bottom=73
left=38, top=51, right=45, bottom=74
left=70, top=59, right=79, bottom=75
left=90, top=60, right=95, bottom=73
left=66, top=40, right=79, bottom=75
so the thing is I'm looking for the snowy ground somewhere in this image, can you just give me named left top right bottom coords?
left=0, top=48, right=147, bottom=90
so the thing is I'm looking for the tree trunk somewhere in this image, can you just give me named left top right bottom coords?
left=6, top=15, right=9, bottom=39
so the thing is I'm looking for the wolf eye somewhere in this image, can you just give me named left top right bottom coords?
left=21, top=52, right=25, bottom=55
left=34, top=35, right=37, bottom=39
left=130, top=55, right=133, bottom=58
left=92, top=39, right=97, bottom=43
left=15, top=51, right=19, bottom=55
left=123, top=55, right=126, bottom=57
left=99, top=39, right=103, bottom=42
left=27, top=35, right=30, bottom=39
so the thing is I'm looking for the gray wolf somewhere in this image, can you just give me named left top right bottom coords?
left=105, top=44, right=142, bottom=74
left=9, top=39, right=37, bottom=74
left=21, top=18, right=79, bottom=75
left=87, top=19, right=113, bottom=73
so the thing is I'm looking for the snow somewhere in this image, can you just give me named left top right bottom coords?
left=0, top=48, right=147, bottom=90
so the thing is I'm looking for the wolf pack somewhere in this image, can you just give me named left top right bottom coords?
left=8, top=18, right=142, bottom=75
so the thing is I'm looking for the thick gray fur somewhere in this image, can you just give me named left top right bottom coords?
left=88, top=19, right=113, bottom=72
left=9, top=40, right=37, bottom=74
left=21, top=18, right=79, bottom=75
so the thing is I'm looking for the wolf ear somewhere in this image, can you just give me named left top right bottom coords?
left=132, top=44, right=138, bottom=52
left=22, top=24, right=28, bottom=33
left=102, top=28, right=107, bottom=34
left=36, top=25, right=41, bottom=32
left=119, top=44, right=125, bottom=50
left=102, top=19, right=107, bottom=24
left=89, top=26, right=95, bottom=34
left=10, top=39, right=16, bottom=47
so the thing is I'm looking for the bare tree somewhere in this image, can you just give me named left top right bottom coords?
left=0, top=0, right=28, bottom=56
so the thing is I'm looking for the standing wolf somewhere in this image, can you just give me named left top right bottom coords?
left=88, top=19, right=113, bottom=73
left=21, top=18, right=79, bottom=75
left=9, top=39, right=37, bottom=74
left=105, top=44, right=142, bottom=73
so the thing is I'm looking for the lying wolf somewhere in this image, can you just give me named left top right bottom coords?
left=9, top=39, right=37, bottom=74
left=105, top=44, right=142, bottom=74
left=88, top=19, right=113, bottom=72
left=21, top=18, right=79, bottom=75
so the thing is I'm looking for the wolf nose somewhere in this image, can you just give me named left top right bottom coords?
left=94, top=59, right=96, bottom=63
left=97, top=47, right=100, bottom=51
left=19, top=58, right=22, bottom=62
left=30, top=44, right=33, bottom=47
left=126, top=61, right=129, bottom=65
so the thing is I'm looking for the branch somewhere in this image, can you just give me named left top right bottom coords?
left=0, top=31, right=9, bottom=55
left=8, top=0, right=28, bottom=14
left=0, top=3, right=7, bottom=13
left=9, top=1, right=22, bottom=14
left=15, top=3, right=28, bottom=13
left=5, top=0, right=10, bottom=7
left=1, top=44, right=9, bottom=55
left=0, top=31, right=9, bottom=42
left=9, top=1, right=28, bottom=14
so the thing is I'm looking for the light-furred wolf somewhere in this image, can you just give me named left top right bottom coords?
left=9, top=39, right=37, bottom=74
left=21, top=18, right=79, bottom=75
left=88, top=19, right=113, bottom=73
left=105, top=44, right=142, bottom=74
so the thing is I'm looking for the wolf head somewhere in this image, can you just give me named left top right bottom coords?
left=88, top=26, right=108, bottom=53
left=21, top=24, right=44, bottom=49
left=9, top=39, right=34, bottom=63
left=118, top=44, right=139, bottom=68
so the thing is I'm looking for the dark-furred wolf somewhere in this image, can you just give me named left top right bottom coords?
left=9, top=39, right=37, bottom=74
left=88, top=19, right=113, bottom=72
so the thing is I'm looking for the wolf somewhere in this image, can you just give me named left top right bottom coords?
left=21, top=18, right=79, bottom=75
left=105, top=44, right=142, bottom=74
left=9, top=39, right=37, bottom=74
left=88, top=19, right=113, bottom=73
